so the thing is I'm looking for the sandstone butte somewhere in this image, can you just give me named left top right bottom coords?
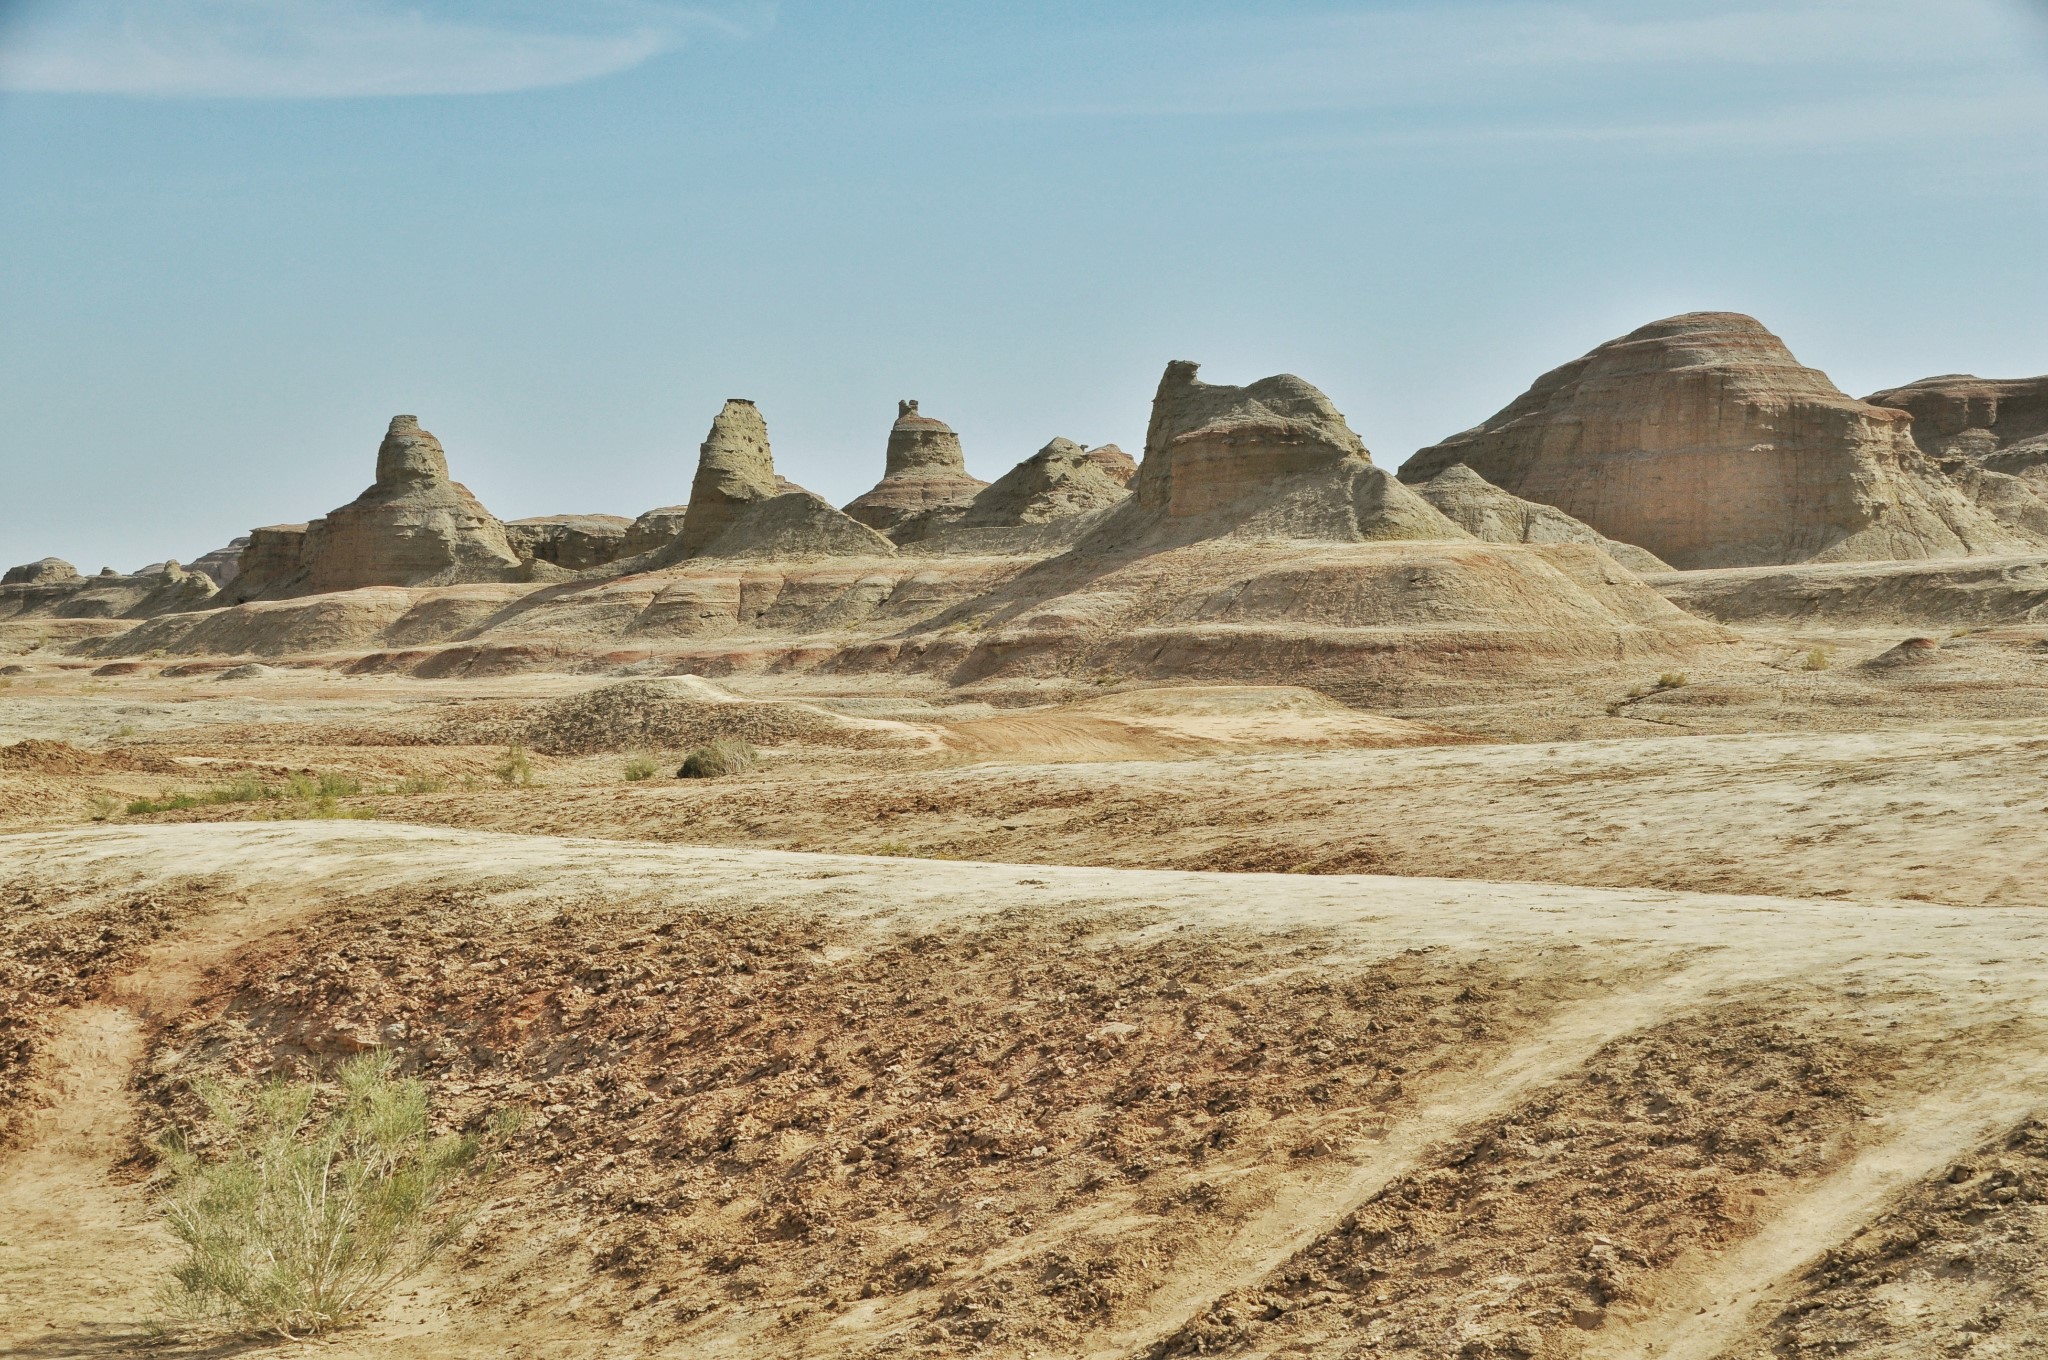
left=1398, top=312, right=2034, bottom=569
left=842, top=400, right=989, bottom=533
left=1865, top=374, right=2048, bottom=538
left=667, top=399, right=893, bottom=563
left=226, top=415, right=523, bottom=601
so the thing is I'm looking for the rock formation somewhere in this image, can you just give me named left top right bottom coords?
left=1115, top=361, right=1462, bottom=545
left=670, top=401, right=893, bottom=562
left=1416, top=465, right=1670, bottom=573
left=1865, top=374, right=2048, bottom=537
left=505, top=515, right=632, bottom=571
left=620, top=505, right=689, bottom=558
left=843, top=401, right=989, bottom=533
left=224, top=415, right=523, bottom=601
left=1083, top=444, right=1137, bottom=486
left=892, top=437, right=1134, bottom=552
left=3, top=558, right=77, bottom=585
left=1398, top=313, right=2031, bottom=569
left=187, top=538, right=248, bottom=586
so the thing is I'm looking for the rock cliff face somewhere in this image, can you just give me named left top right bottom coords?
left=843, top=401, right=989, bottom=533
left=505, top=515, right=632, bottom=571
left=1116, top=361, right=1461, bottom=546
left=669, top=401, right=894, bottom=562
left=187, top=538, right=248, bottom=586
left=1865, top=375, right=2048, bottom=537
left=1398, top=313, right=2030, bottom=569
left=1416, top=465, right=1670, bottom=573
left=620, top=505, right=690, bottom=558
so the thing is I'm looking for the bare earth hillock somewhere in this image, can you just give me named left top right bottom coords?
left=450, top=676, right=920, bottom=755
left=1399, top=312, right=2033, bottom=568
left=1417, top=463, right=1671, bottom=572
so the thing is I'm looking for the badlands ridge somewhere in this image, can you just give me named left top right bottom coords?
left=5, top=310, right=2048, bottom=1359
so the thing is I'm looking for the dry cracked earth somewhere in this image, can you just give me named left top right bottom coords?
left=3, top=633, right=2048, bottom=1359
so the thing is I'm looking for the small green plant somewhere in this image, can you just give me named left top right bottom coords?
left=1802, top=647, right=1829, bottom=671
left=677, top=736, right=757, bottom=779
left=90, top=793, right=121, bottom=822
left=494, top=744, right=535, bottom=787
left=1655, top=672, right=1688, bottom=690
left=871, top=840, right=914, bottom=857
left=390, top=775, right=445, bottom=796
left=154, top=1052, right=518, bottom=1339
left=622, top=754, right=658, bottom=782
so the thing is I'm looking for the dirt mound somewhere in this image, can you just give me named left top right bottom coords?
left=1858, top=636, right=1942, bottom=669
left=456, top=676, right=922, bottom=756
left=1401, top=312, right=2033, bottom=568
left=0, top=740, right=179, bottom=775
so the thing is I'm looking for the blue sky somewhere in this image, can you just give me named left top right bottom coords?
left=3, top=0, right=2046, bottom=571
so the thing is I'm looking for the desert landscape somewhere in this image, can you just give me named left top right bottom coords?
left=3, top=313, right=2048, bottom=1357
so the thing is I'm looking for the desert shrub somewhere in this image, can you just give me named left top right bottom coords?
left=155, top=1053, right=517, bottom=1339
left=623, top=754, right=658, bottom=782
left=494, top=744, right=535, bottom=787
left=1802, top=647, right=1829, bottom=671
left=1655, top=672, right=1688, bottom=689
left=677, top=736, right=758, bottom=779
left=871, top=840, right=914, bottom=856
left=89, top=793, right=121, bottom=822
left=391, top=775, right=445, bottom=796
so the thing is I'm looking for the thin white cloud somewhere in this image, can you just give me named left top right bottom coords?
left=0, top=0, right=745, bottom=97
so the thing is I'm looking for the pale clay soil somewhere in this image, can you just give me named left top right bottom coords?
left=2, top=628, right=2048, bottom=1358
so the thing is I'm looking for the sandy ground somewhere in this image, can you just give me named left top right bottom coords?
left=3, top=821, right=2047, bottom=1357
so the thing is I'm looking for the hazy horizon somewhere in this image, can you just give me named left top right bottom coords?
left=4, top=0, right=2046, bottom=572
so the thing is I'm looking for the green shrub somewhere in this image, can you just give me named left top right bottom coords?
left=391, top=775, right=445, bottom=796
left=1802, top=647, right=1829, bottom=671
left=494, top=744, right=535, bottom=787
left=155, top=1053, right=517, bottom=1339
left=677, top=737, right=758, bottom=779
left=1655, top=672, right=1688, bottom=690
left=622, top=755, right=658, bottom=782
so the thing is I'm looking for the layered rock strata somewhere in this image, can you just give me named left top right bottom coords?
left=843, top=401, right=989, bottom=533
left=670, top=401, right=893, bottom=562
left=224, top=415, right=523, bottom=601
left=1417, top=465, right=1670, bottom=573
left=187, top=538, right=249, bottom=586
left=1865, top=374, right=2048, bottom=536
left=505, top=515, right=632, bottom=571
left=1113, top=361, right=1461, bottom=546
left=1399, top=313, right=2030, bottom=568
left=894, top=437, right=1134, bottom=552
left=1083, top=444, right=1137, bottom=486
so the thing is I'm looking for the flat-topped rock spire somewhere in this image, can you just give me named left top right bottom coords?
left=844, top=399, right=988, bottom=533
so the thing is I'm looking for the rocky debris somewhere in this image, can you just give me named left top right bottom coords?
left=619, top=505, right=689, bottom=558
left=1083, top=443, right=1137, bottom=486
left=667, top=401, right=894, bottom=562
left=1400, top=313, right=2033, bottom=569
left=186, top=538, right=248, bottom=586
left=504, top=515, right=632, bottom=571
left=223, top=416, right=523, bottom=601
left=1417, top=464, right=1670, bottom=572
left=843, top=400, right=989, bottom=533
left=893, top=437, right=1134, bottom=551
left=2, top=558, right=77, bottom=585
left=449, top=677, right=916, bottom=756
left=1866, top=374, right=2048, bottom=536
left=1859, top=636, right=1942, bottom=669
